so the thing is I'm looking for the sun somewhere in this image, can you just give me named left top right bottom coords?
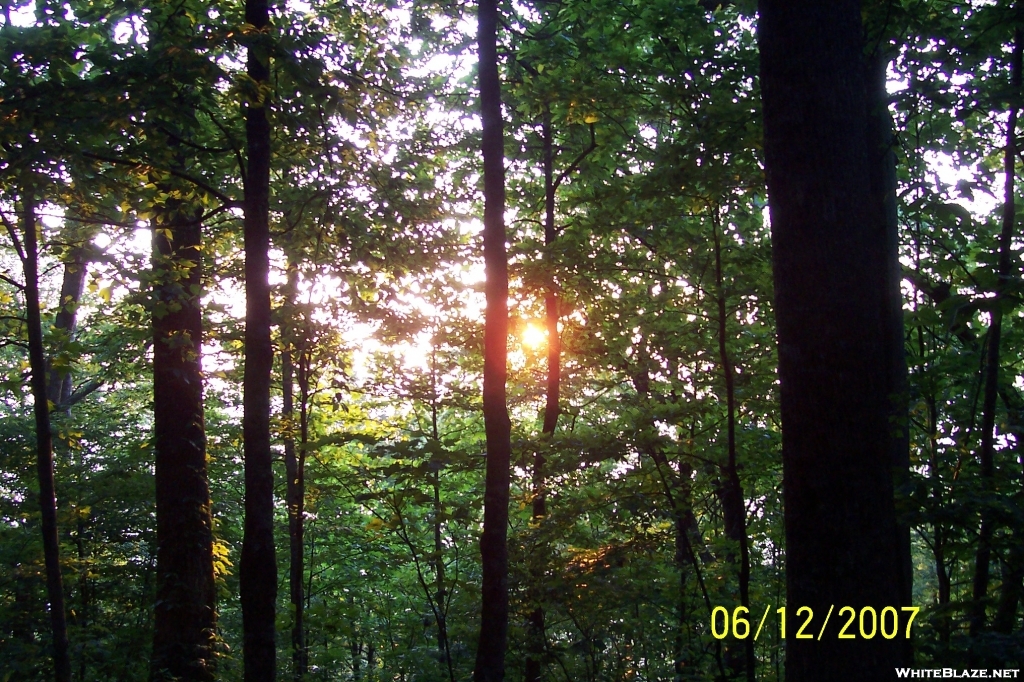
left=521, top=322, right=546, bottom=350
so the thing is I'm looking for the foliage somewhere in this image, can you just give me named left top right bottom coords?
left=0, top=0, right=1022, bottom=679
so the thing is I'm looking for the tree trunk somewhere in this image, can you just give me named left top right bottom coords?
left=74, top=512, right=88, bottom=682
left=22, top=190, right=73, bottom=682
left=46, top=246, right=87, bottom=409
left=993, top=380, right=1024, bottom=635
left=711, top=214, right=753, bottom=682
left=473, top=0, right=512, bottom=679
left=525, top=105, right=559, bottom=682
left=866, top=44, right=914, bottom=628
left=927, top=392, right=952, bottom=646
left=429, top=349, right=456, bottom=682
left=45, top=231, right=89, bottom=682
left=149, top=206, right=216, bottom=682
left=992, top=522, right=1023, bottom=634
left=758, top=1, right=911, bottom=677
left=540, top=106, right=561, bottom=440
left=970, top=26, right=1021, bottom=639
left=241, top=0, right=277, bottom=677
left=282, top=267, right=307, bottom=681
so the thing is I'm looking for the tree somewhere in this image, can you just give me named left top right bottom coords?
left=758, top=1, right=911, bottom=678
left=240, top=0, right=278, bottom=676
left=149, top=198, right=216, bottom=681
left=15, top=188, right=73, bottom=682
left=969, top=26, right=1022, bottom=642
left=281, top=263, right=308, bottom=681
left=473, top=0, right=513, bottom=679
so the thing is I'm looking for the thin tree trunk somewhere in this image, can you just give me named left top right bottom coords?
left=22, top=191, right=73, bottom=682
left=541, top=107, right=560, bottom=440
left=992, top=499, right=1023, bottom=633
left=993, top=383, right=1024, bottom=634
left=74, top=513, right=88, bottom=682
left=473, top=0, right=512, bottom=679
left=525, top=105, right=559, bottom=682
left=150, top=207, right=216, bottom=682
left=283, top=265, right=307, bottom=681
left=711, top=214, right=753, bottom=682
left=758, top=1, right=911, bottom=677
left=46, top=246, right=87, bottom=409
left=45, top=234, right=89, bottom=681
left=631, top=360, right=724, bottom=680
left=241, top=0, right=277, bottom=677
left=352, top=636, right=362, bottom=681
left=927, top=392, right=952, bottom=646
left=430, top=349, right=456, bottom=682
left=970, top=27, right=1021, bottom=638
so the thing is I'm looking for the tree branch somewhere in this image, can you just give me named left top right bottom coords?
left=54, top=379, right=104, bottom=412
left=552, top=123, right=597, bottom=192
left=1, top=210, right=26, bottom=263
left=80, top=151, right=239, bottom=207
left=0, top=272, right=25, bottom=291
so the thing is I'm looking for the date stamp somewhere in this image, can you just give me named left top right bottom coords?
left=711, top=605, right=920, bottom=640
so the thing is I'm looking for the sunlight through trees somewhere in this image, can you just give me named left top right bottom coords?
left=1, top=0, right=1023, bottom=680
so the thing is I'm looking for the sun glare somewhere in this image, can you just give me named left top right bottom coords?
left=521, top=323, right=546, bottom=350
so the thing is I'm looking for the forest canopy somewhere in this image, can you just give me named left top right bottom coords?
left=1, top=0, right=1022, bottom=680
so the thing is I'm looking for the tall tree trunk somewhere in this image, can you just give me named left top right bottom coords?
left=22, top=190, right=73, bottom=682
left=970, top=27, right=1021, bottom=639
left=524, top=105, right=559, bottom=682
left=866, top=44, right=914, bottom=626
left=711, top=214, right=753, bottom=682
left=473, top=0, right=512, bottom=679
left=429, top=349, right=456, bottom=682
left=867, top=39, right=918, bottom=663
left=540, top=106, right=560, bottom=440
left=758, top=1, right=911, bottom=678
left=282, top=266, right=307, bottom=681
left=241, top=0, right=277, bottom=677
left=149, top=206, right=216, bottom=682
left=46, top=233, right=89, bottom=681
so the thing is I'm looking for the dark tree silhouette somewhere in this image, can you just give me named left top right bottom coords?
left=19, top=190, right=72, bottom=682
left=240, top=0, right=277, bottom=678
left=150, top=206, right=216, bottom=681
left=473, top=0, right=512, bottom=679
left=758, top=1, right=911, bottom=678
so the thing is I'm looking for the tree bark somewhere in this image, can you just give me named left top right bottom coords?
left=22, top=190, right=73, bottom=682
left=758, top=1, right=911, bottom=678
left=149, top=206, right=216, bottom=682
left=241, top=0, right=277, bottom=677
left=970, top=26, right=1021, bottom=639
left=473, top=0, right=512, bottom=679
